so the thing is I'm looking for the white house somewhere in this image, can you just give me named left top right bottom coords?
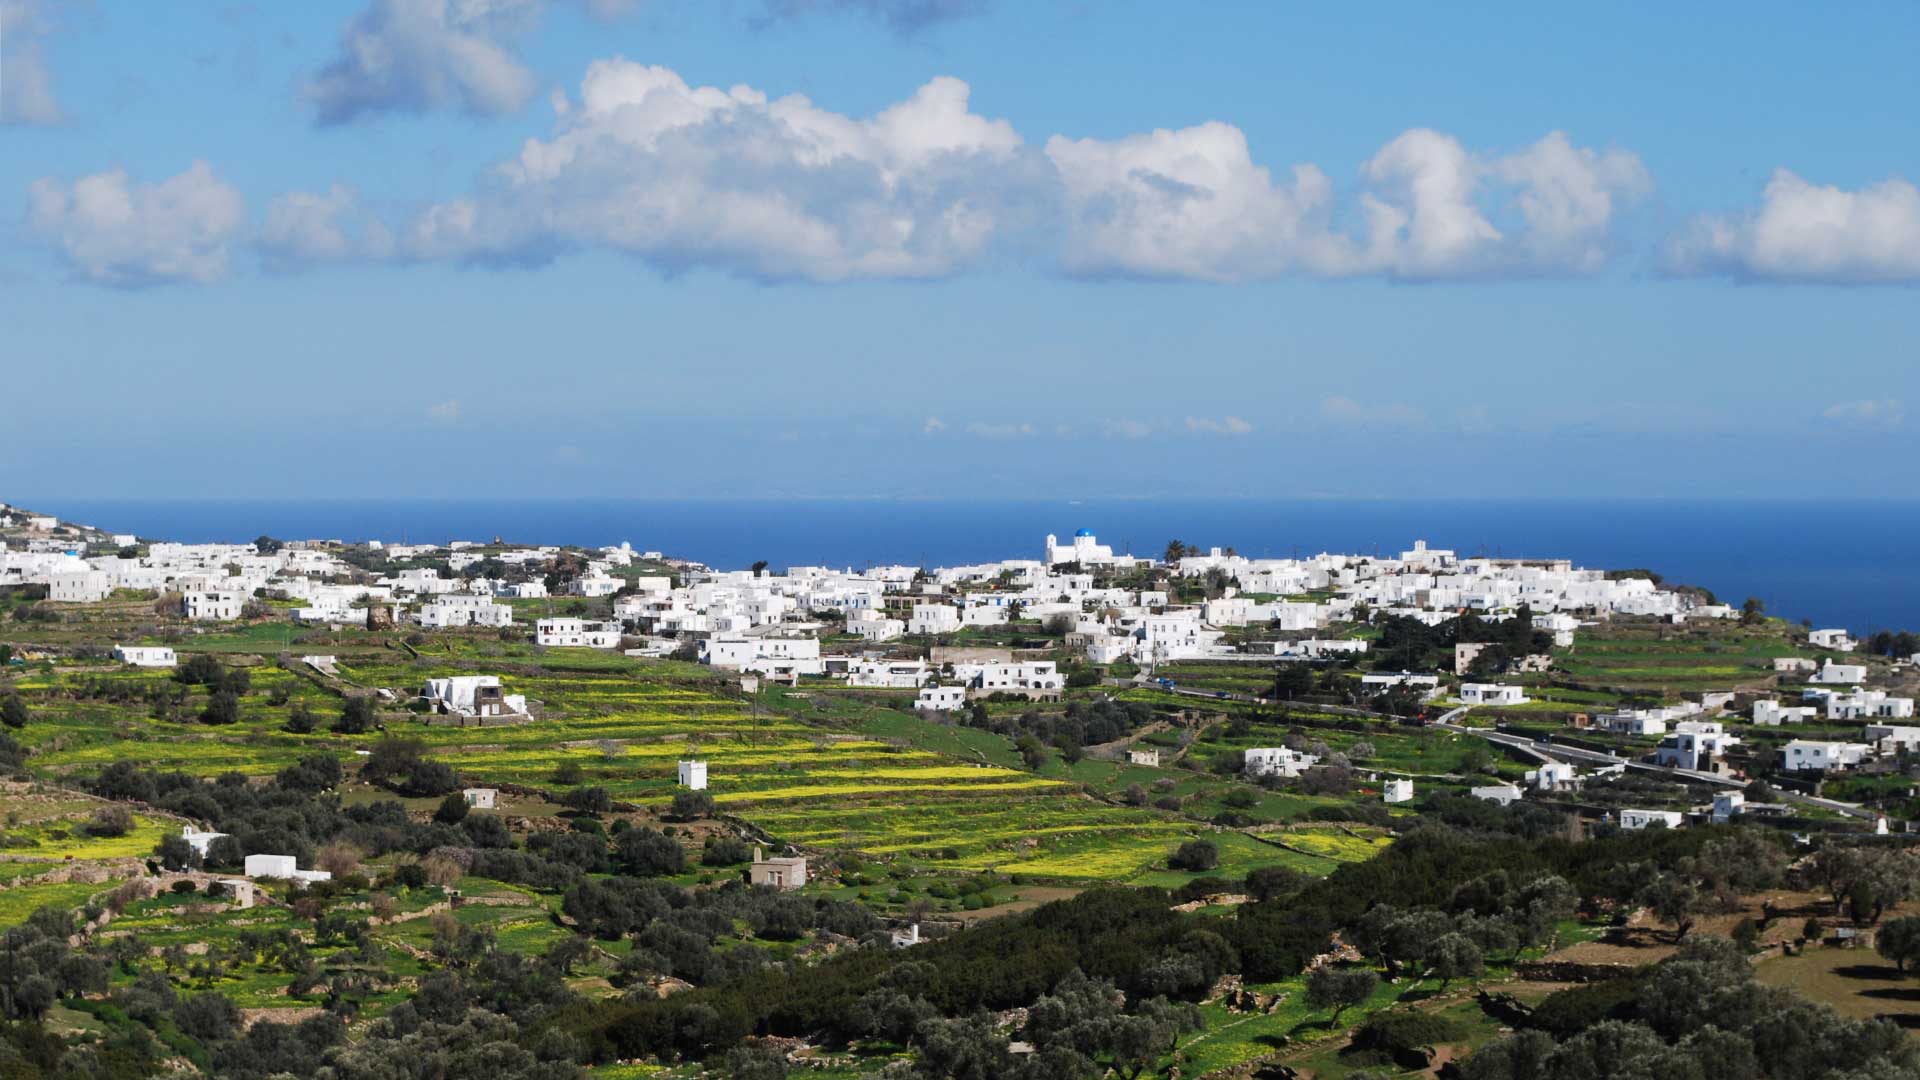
left=1813, top=661, right=1869, bottom=685
left=973, top=661, right=1063, bottom=693
left=1460, top=683, right=1529, bottom=706
left=701, top=634, right=823, bottom=676
left=1773, top=657, right=1818, bottom=675
left=1620, top=809, right=1684, bottom=830
left=847, top=660, right=931, bottom=689
left=1245, top=746, right=1318, bottom=778
left=1655, top=729, right=1737, bottom=771
left=181, top=826, right=228, bottom=858
left=420, top=596, right=514, bottom=629
left=48, top=570, right=111, bottom=603
left=1128, top=748, right=1161, bottom=767
left=1819, top=689, right=1915, bottom=720
left=1781, top=740, right=1873, bottom=772
left=909, top=605, right=962, bottom=636
left=422, top=676, right=527, bottom=718
left=1711, top=792, right=1744, bottom=824
left=1865, top=725, right=1920, bottom=752
left=749, top=847, right=808, bottom=890
left=243, top=853, right=332, bottom=884
left=1594, top=712, right=1668, bottom=737
left=536, top=618, right=623, bottom=649
left=1753, top=699, right=1816, bottom=725
left=1359, top=672, right=1441, bottom=693
left=915, top=685, right=967, bottom=712
left=1383, top=778, right=1414, bottom=804
left=1471, top=783, right=1524, bottom=806
left=677, top=760, right=708, bottom=790
left=113, top=645, right=176, bottom=668
left=1808, top=629, right=1856, bottom=653
left=184, top=590, right=247, bottom=621
left=463, top=788, right=497, bottom=810
left=569, top=572, right=623, bottom=598
left=1525, top=762, right=1580, bottom=791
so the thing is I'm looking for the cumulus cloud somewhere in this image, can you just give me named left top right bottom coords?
left=361, top=60, right=1650, bottom=284
left=1186, top=416, right=1252, bottom=436
left=1821, top=399, right=1905, bottom=430
left=428, top=398, right=462, bottom=423
left=260, top=184, right=396, bottom=267
left=403, top=62, right=1030, bottom=280
left=1320, top=395, right=1429, bottom=429
left=922, top=416, right=946, bottom=434
left=306, top=0, right=544, bottom=124
left=28, top=161, right=247, bottom=286
left=1, top=0, right=62, bottom=125
left=1048, top=126, right=1647, bottom=282
left=1666, top=169, right=1920, bottom=283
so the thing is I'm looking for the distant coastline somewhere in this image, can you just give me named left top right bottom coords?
left=22, top=496, right=1920, bottom=633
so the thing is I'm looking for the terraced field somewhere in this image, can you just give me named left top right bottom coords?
left=1552, top=625, right=1801, bottom=692
left=6, top=645, right=1280, bottom=887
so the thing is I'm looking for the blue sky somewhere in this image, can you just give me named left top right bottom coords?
left=3, top=1, right=1917, bottom=499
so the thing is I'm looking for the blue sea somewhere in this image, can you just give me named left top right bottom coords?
left=23, top=497, right=1920, bottom=635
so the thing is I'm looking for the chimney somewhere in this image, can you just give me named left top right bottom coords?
left=753, top=846, right=765, bottom=862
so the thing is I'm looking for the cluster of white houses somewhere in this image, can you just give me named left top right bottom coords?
left=22, top=516, right=1917, bottom=784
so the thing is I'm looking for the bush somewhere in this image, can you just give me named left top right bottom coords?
left=0, top=695, right=30, bottom=730
left=201, top=690, right=241, bottom=726
left=670, top=789, right=716, bottom=821
left=703, top=836, right=752, bottom=866
left=85, top=805, right=134, bottom=838
left=1169, top=839, right=1220, bottom=872
left=177, top=654, right=225, bottom=686
left=433, top=792, right=470, bottom=826
left=563, top=786, right=612, bottom=815
left=1350, top=1009, right=1466, bottom=1058
left=332, top=696, right=377, bottom=735
left=284, top=702, right=317, bottom=734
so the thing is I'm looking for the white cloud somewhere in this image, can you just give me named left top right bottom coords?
left=306, top=0, right=543, bottom=125
left=428, top=398, right=462, bottom=423
left=28, top=161, right=246, bottom=286
left=1821, top=399, right=1904, bottom=429
left=964, top=421, right=1034, bottom=438
left=921, top=416, right=946, bottom=434
left=1320, top=395, right=1428, bottom=429
left=1, top=0, right=63, bottom=126
left=1049, top=126, right=1648, bottom=281
left=269, top=57, right=1654, bottom=284
left=260, top=184, right=396, bottom=267
left=1185, top=415, right=1252, bottom=436
left=1103, top=419, right=1154, bottom=439
left=405, top=62, right=1028, bottom=281
left=1667, top=169, right=1920, bottom=283
left=1047, top=123, right=1346, bottom=282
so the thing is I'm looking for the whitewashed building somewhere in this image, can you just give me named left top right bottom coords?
left=1620, top=809, right=1684, bottom=830
left=677, top=760, right=708, bottom=790
left=915, top=686, right=967, bottom=712
left=1781, top=740, right=1873, bottom=772
left=1460, top=683, right=1529, bottom=706
left=113, top=645, right=177, bottom=668
left=1245, top=746, right=1318, bottom=778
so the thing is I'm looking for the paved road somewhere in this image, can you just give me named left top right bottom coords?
left=1435, top=719, right=1878, bottom=821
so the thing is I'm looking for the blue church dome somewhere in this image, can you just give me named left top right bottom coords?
left=1074, top=528, right=1095, bottom=537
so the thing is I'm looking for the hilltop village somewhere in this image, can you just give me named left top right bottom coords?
left=3, top=499, right=1920, bottom=1079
